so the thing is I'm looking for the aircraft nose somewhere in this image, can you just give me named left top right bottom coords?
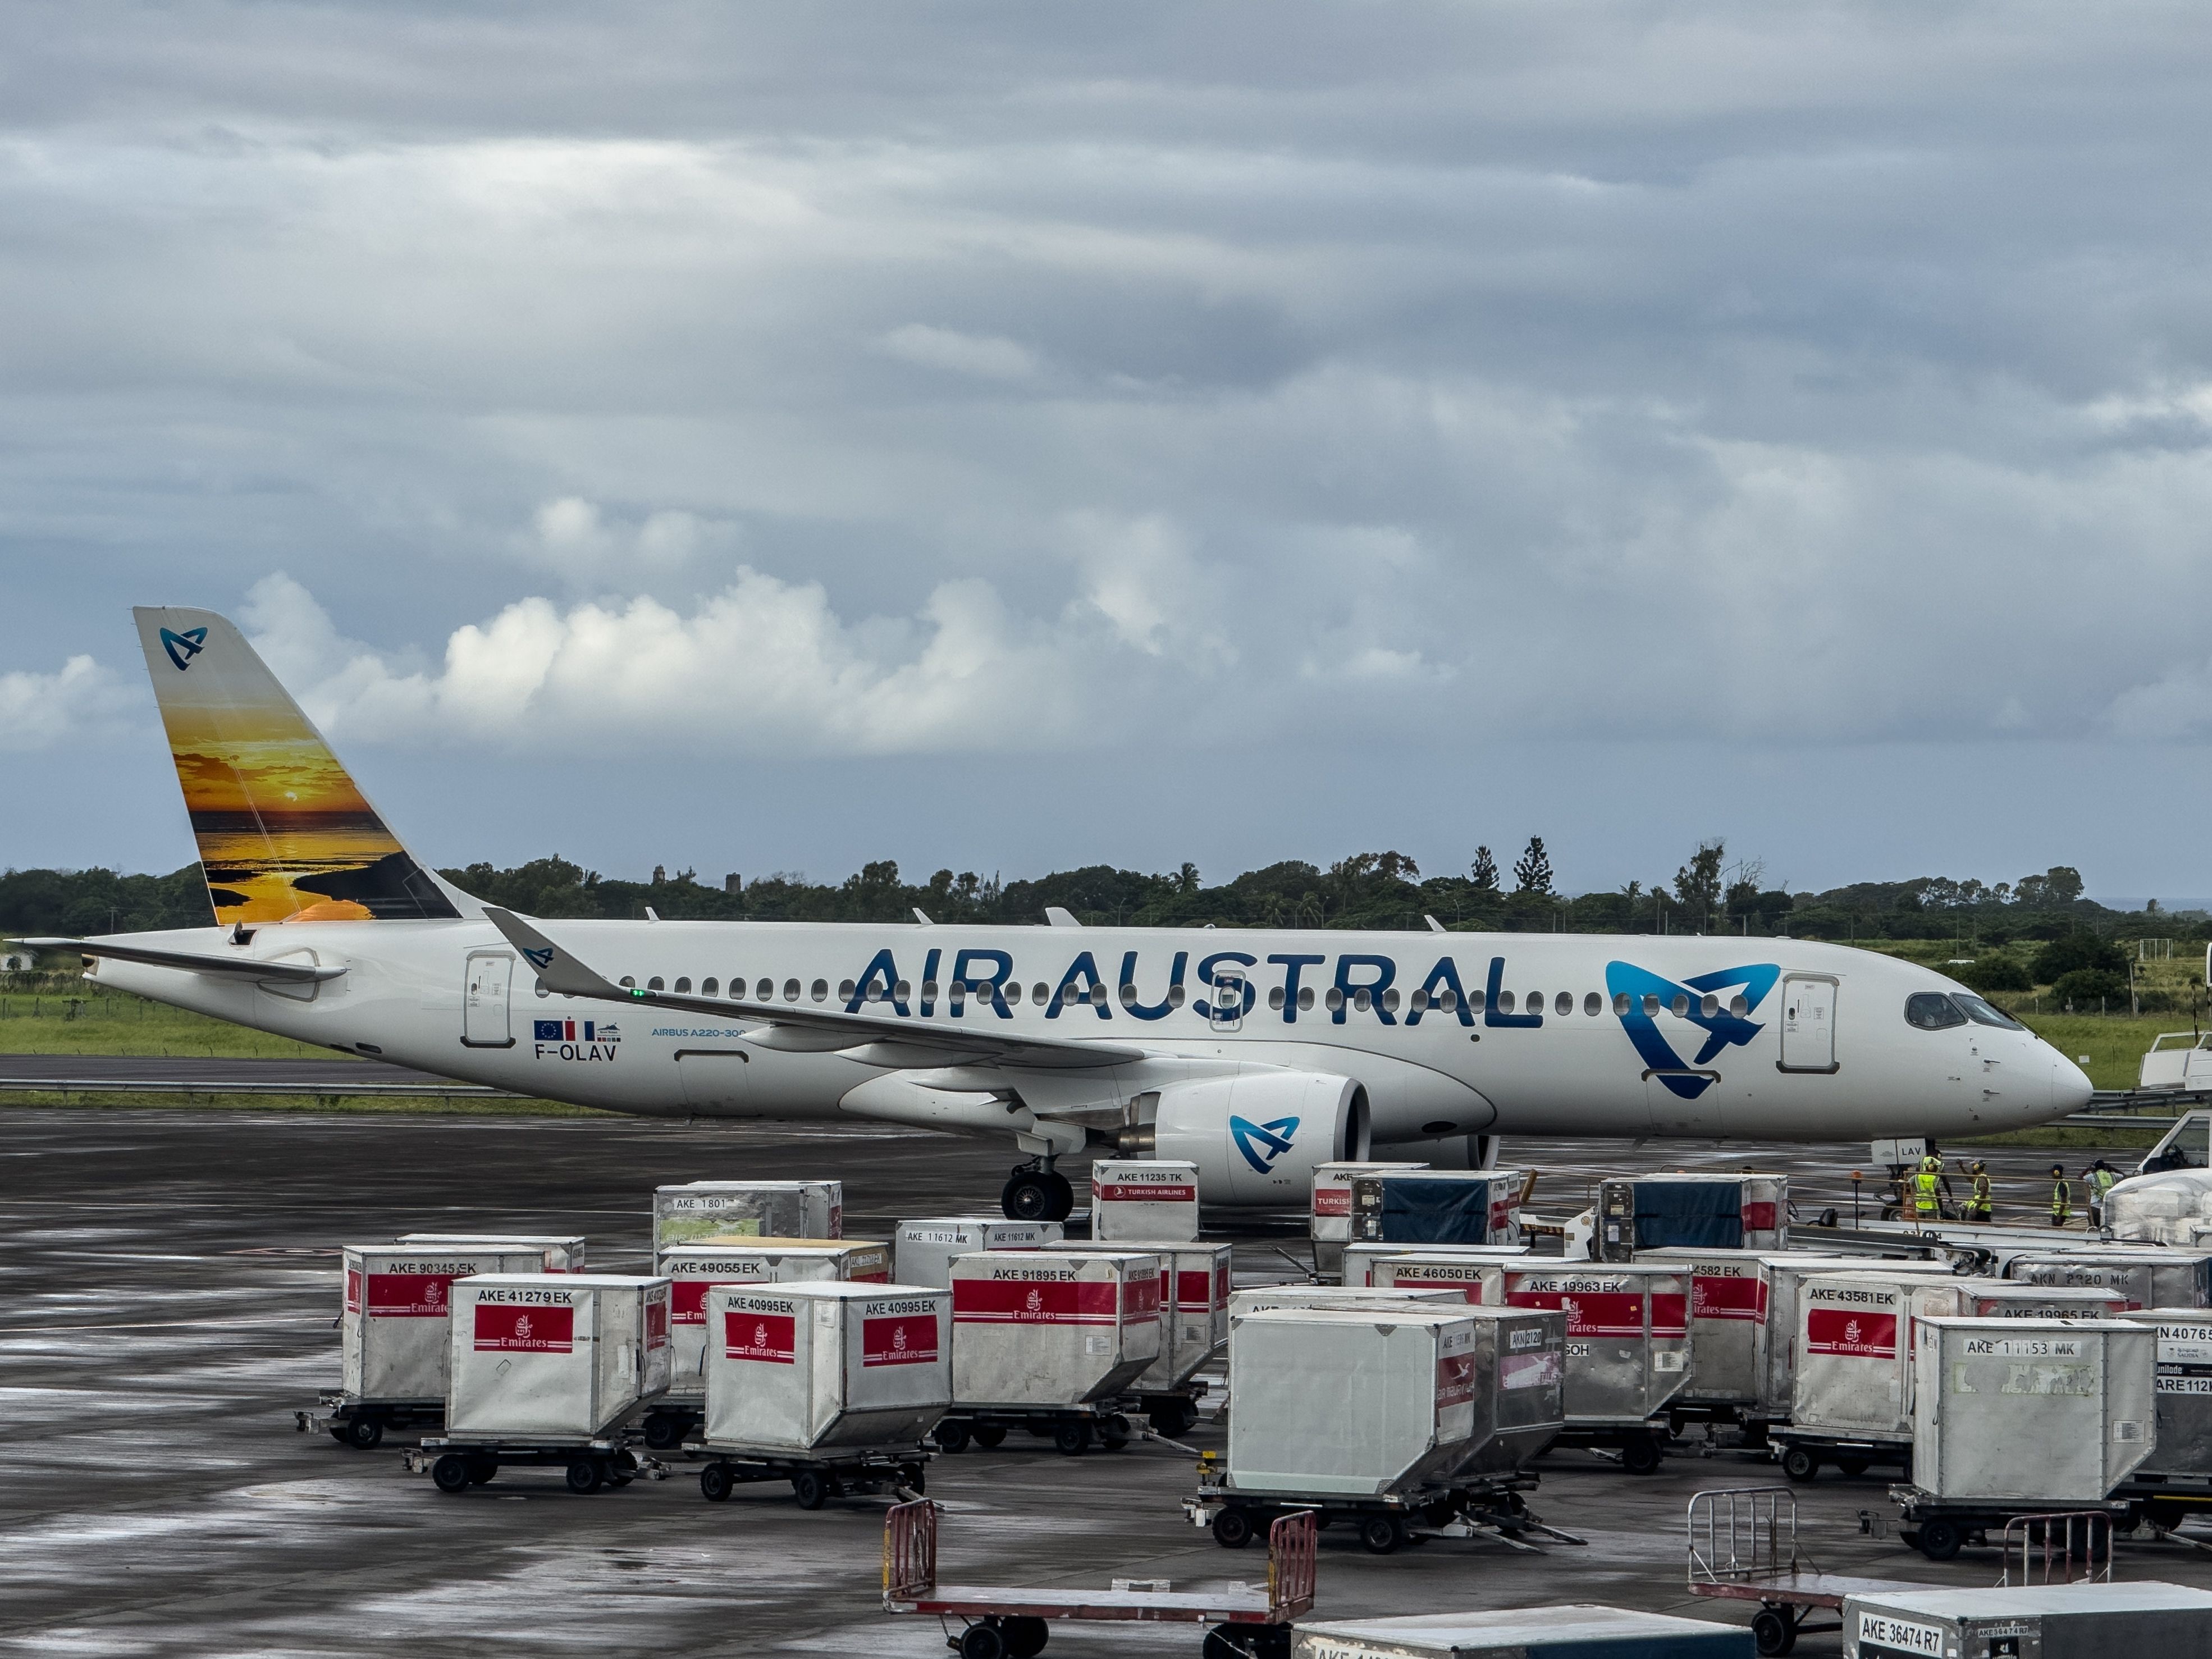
left=2048, top=1044, right=2094, bottom=1114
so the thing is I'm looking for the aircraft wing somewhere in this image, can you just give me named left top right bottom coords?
left=13, top=938, right=347, bottom=983
left=483, top=908, right=1141, bottom=1071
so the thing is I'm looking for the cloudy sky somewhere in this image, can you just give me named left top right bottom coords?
left=7, top=2, right=2212, bottom=899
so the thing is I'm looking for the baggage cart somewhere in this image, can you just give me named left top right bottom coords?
left=2118, top=1308, right=2212, bottom=1528
left=1686, top=1485, right=1922, bottom=1657
left=942, top=1250, right=1162, bottom=1453
left=1187, top=1456, right=1578, bottom=1557
left=1089, top=1159, right=1200, bottom=1244
left=1349, top=1168, right=1525, bottom=1250
left=652, top=1179, right=841, bottom=1250
left=446, top=1273, right=673, bottom=1441
left=1630, top=1249, right=1775, bottom=1429
left=884, top=1494, right=1315, bottom=1659
left=1060, top=1239, right=1233, bottom=1434
left=693, top=1442, right=930, bottom=1509
left=894, top=1216, right=1063, bottom=1289
left=1766, top=1272, right=1972, bottom=1483
left=1501, top=1264, right=1690, bottom=1472
left=930, top=1399, right=1144, bottom=1457
left=1310, top=1160, right=1425, bottom=1278
left=1598, top=1172, right=1788, bottom=1261
left=1872, top=1492, right=2133, bottom=1565
left=404, top=1434, right=661, bottom=1495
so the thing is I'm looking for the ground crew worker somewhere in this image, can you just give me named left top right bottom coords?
left=2088, top=1160, right=2118, bottom=1228
left=1913, top=1158, right=1942, bottom=1221
left=2050, top=1164, right=2072, bottom=1228
left=1966, top=1160, right=1992, bottom=1223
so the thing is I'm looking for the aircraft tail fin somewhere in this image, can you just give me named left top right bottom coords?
left=131, top=606, right=471, bottom=926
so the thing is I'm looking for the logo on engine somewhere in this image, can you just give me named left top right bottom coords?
left=1230, top=1114, right=1299, bottom=1175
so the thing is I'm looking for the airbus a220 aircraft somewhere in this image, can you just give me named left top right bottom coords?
left=21, top=607, right=2094, bottom=1220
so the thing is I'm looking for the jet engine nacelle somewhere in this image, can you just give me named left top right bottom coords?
left=1148, top=1071, right=1371, bottom=1206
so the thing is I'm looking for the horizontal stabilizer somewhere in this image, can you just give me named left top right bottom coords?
left=15, top=938, right=347, bottom=983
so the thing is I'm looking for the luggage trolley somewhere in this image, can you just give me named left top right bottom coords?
left=404, top=1435, right=662, bottom=1495
left=1686, top=1486, right=1916, bottom=1656
left=1875, top=1486, right=2133, bottom=1564
left=1185, top=1456, right=1578, bottom=1557
left=883, top=1497, right=1316, bottom=1659
left=692, top=1442, right=931, bottom=1510
left=931, top=1400, right=1143, bottom=1457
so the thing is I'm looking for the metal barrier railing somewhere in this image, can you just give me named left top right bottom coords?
left=1266, top=1510, right=1319, bottom=1619
left=1687, top=1486, right=1798, bottom=1584
left=883, top=1497, right=938, bottom=1602
left=1998, top=1511, right=2112, bottom=1588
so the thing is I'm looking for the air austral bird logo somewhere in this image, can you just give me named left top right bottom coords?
left=159, top=626, right=207, bottom=671
left=1229, top=1114, right=1299, bottom=1175
left=1605, top=961, right=1781, bottom=1100
left=520, top=945, right=555, bottom=972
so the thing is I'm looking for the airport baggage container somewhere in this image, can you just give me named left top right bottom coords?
left=1501, top=1264, right=1690, bottom=1469
left=1349, top=1168, right=1525, bottom=1249
left=1342, top=1241, right=1529, bottom=1287
left=2006, top=1249, right=2212, bottom=1310
left=691, top=1283, right=947, bottom=1505
left=1311, top=1159, right=1425, bottom=1276
left=2106, top=1169, right=2212, bottom=1245
left=1228, top=1285, right=1469, bottom=1318
left=445, top=1273, right=673, bottom=1441
left=1288, top=1605, right=1752, bottom=1657
left=393, top=1233, right=587, bottom=1270
left=1089, top=1159, right=1200, bottom=1243
left=892, top=1216, right=1062, bottom=1289
left=1059, top=1239, right=1232, bottom=1432
left=1908, top=1317, right=2157, bottom=1507
left=1842, top=1580, right=2212, bottom=1659
left=1365, top=1251, right=1506, bottom=1305
left=1597, top=1173, right=1788, bottom=1261
left=1768, top=1273, right=1971, bottom=1483
left=2119, top=1308, right=2212, bottom=1525
left=683, top=1237, right=890, bottom=1281
left=652, top=1180, right=842, bottom=1250
left=1967, top=1283, right=2131, bottom=1320
left=306, top=1242, right=551, bottom=1447
left=1630, top=1248, right=1774, bottom=1415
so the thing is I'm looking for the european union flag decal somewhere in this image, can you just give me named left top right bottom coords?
left=534, top=1020, right=564, bottom=1041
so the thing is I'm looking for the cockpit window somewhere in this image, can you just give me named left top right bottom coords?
left=1904, top=992, right=1968, bottom=1030
left=1952, top=993, right=2026, bottom=1031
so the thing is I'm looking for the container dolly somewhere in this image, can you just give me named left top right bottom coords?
left=1869, top=1484, right=2135, bottom=1564
left=1185, top=1456, right=1579, bottom=1557
left=294, top=1393, right=442, bottom=1451
left=1687, top=1486, right=1921, bottom=1656
left=930, top=1401, right=1145, bottom=1457
left=404, top=1436, right=664, bottom=1495
left=1765, top=1424, right=1911, bottom=1484
left=883, top=1495, right=1315, bottom=1659
left=1539, top=1419, right=1672, bottom=1476
left=690, top=1441, right=931, bottom=1509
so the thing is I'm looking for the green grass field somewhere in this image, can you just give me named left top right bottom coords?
left=0, top=984, right=338, bottom=1059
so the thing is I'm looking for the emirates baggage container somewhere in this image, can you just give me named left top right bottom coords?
left=1366, top=1253, right=1506, bottom=1305
left=1596, top=1173, right=1788, bottom=1262
left=1909, top=1318, right=2158, bottom=1505
left=1089, top=1159, right=1200, bottom=1243
left=892, top=1217, right=1062, bottom=1289
left=1349, top=1168, right=1525, bottom=1249
left=948, top=1250, right=1162, bottom=1409
left=1288, top=1606, right=1754, bottom=1658
left=1630, top=1249, right=1774, bottom=1415
left=1311, top=1160, right=1425, bottom=1276
left=1342, top=1242, right=1528, bottom=1288
left=1967, top=1283, right=2131, bottom=1320
left=1060, top=1240, right=1233, bottom=1394
left=1769, top=1273, right=1971, bottom=1481
left=652, top=1180, right=842, bottom=1250
left=701, top=1282, right=949, bottom=1451
left=1843, top=1583, right=2212, bottom=1659
left=394, top=1233, right=587, bottom=1270
left=2119, top=1309, right=2212, bottom=1521
left=2006, top=1250, right=2212, bottom=1310
left=1501, top=1264, right=1690, bottom=1470
left=445, top=1273, right=673, bottom=1441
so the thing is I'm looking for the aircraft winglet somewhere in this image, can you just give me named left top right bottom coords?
left=483, top=908, right=625, bottom=999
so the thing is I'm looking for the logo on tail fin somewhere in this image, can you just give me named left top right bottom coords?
left=159, top=627, right=208, bottom=671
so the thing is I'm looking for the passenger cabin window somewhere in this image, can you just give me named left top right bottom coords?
left=619, top=976, right=636, bottom=988
left=1268, top=986, right=1287, bottom=1012
left=647, top=976, right=665, bottom=991
left=755, top=977, right=773, bottom=1000
left=1497, top=990, right=1515, bottom=1013
left=674, top=977, right=692, bottom=994
left=784, top=978, right=802, bottom=1002
left=1729, top=994, right=1748, bottom=1017
left=1952, top=993, right=2025, bottom=1031
left=1433, top=988, right=1452, bottom=1012
left=1584, top=992, right=1601, bottom=1016
left=1555, top=991, right=1571, bottom=1017
left=838, top=980, right=856, bottom=1002
left=1904, top=992, right=1969, bottom=1030
left=702, top=977, right=718, bottom=997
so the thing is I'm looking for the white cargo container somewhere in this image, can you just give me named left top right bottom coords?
left=446, top=1274, right=672, bottom=1440
left=1228, top=1285, right=1470, bottom=1318
left=2106, top=1169, right=2212, bottom=1244
left=1909, top=1317, right=2158, bottom=1503
left=1349, top=1168, right=1526, bottom=1250
left=1630, top=1248, right=1774, bottom=1410
left=653, top=1241, right=891, bottom=1400
left=700, top=1282, right=949, bottom=1452
left=949, top=1250, right=1161, bottom=1407
left=1341, top=1242, right=1530, bottom=1288
left=892, top=1217, right=1062, bottom=1289
left=1596, top=1172, right=1788, bottom=1260
left=2007, top=1250, right=2212, bottom=1310
left=1310, top=1160, right=1425, bottom=1276
left=393, top=1233, right=587, bottom=1271
left=1967, top=1283, right=2131, bottom=1320
left=1227, top=1306, right=1565, bottom=1496
left=1500, top=1264, right=1692, bottom=1428
left=1291, top=1606, right=1756, bottom=1658
left=1089, top=1159, right=1201, bottom=1243
left=1058, top=1240, right=1233, bottom=1391
left=1788, top=1273, right=1971, bottom=1441
left=652, top=1180, right=842, bottom=1250
left=341, top=1243, right=551, bottom=1404
left=1366, top=1253, right=1506, bottom=1305
left=2120, top=1309, right=2212, bottom=1502
left=1843, top=1580, right=2212, bottom=1659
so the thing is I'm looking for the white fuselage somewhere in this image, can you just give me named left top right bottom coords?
left=85, top=918, right=2092, bottom=1167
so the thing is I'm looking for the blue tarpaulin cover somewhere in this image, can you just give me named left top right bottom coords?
left=1632, top=1180, right=1743, bottom=1249
left=1377, top=1176, right=1493, bottom=1244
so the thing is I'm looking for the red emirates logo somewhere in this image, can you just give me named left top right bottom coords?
left=426, top=1281, right=444, bottom=1305
left=514, top=1314, right=533, bottom=1341
left=892, top=1326, right=908, bottom=1351
left=1025, top=1287, right=1043, bottom=1314
left=753, top=1321, right=768, bottom=1347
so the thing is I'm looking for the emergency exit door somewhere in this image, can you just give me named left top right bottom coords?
left=1778, top=974, right=1838, bottom=1073
left=463, top=951, right=514, bottom=1048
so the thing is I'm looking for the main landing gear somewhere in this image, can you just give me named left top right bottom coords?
left=1002, top=1162, right=1075, bottom=1222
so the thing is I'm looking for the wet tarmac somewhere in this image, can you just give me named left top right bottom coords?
left=1, top=1107, right=2205, bottom=1657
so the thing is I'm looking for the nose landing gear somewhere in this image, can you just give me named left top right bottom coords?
left=1002, top=1161, right=1075, bottom=1222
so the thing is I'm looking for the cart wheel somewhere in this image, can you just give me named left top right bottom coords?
left=1781, top=1446, right=1820, bottom=1484
left=1203, top=1629, right=1256, bottom=1659
left=1052, top=1420, right=1092, bottom=1456
left=1359, top=1513, right=1407, bottom=1554
left=792, top=1468, right=830, bottom=1510
left=642, top=1414, right=684, bottom=1452
left=972, top=1424, right=1007, bottom=1449
left=934, top=1420, right=971, bottom=1454
left=566, top=1459, right=604, bottom=1495
left=327, top=1425, right=350, bottom=1444
left=1100, top=1414, right=1132, bottom=1450
left=341, top=1416, right=384, bottom=1451
left=468, top=1455, right=497, bottom=1486
left=1003, top=1616, right=1048, bottom=1658
left=1751, top=1607, right=1797, bottom=1656
left=959, top=1620, right=1008, bottom=1659
left=1212, top=1506, right=1255, bottom=1549
left=2145, top=1498, right=2191, bottom=1533
left=898, top=1463, right=925, bottom=1495
left=431, top=1453, right=473, bottom=1495
left=1619, top=1434, right=1662, bottom=1476
left=1836, top=1457, right=1870, bottom=1479
left=700, top=1463, right=734, bottom=1502
left=1917, top=1516, right=1963, bottom=1561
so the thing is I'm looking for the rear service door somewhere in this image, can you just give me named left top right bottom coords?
left=463, top=951, right=514, bottom=1048
left=1778, top=975, right=1838, bottom=1073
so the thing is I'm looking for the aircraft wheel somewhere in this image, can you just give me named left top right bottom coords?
left=1002, top=1173, right=1056, bottom=1222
